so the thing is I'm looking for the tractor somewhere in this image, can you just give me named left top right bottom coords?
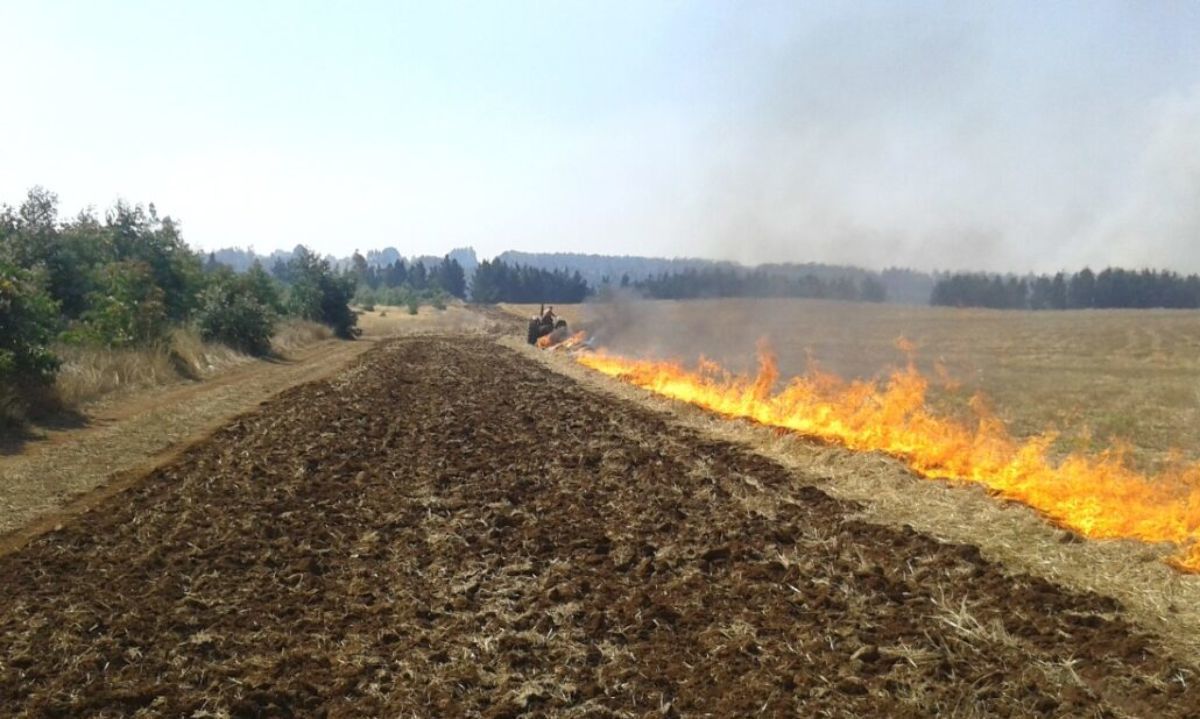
left=527, top=304, right=568, bottom=345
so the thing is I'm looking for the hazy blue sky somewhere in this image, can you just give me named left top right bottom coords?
left=2, top=1, right=1198, bottom=271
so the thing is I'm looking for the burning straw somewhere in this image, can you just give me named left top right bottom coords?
left=576, top=340, right=1200, bottom=572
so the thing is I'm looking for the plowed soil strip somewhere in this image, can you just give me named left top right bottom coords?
left=1, top=336, right=1196, bottom=717
left=0, top=338, right=373, bottom=539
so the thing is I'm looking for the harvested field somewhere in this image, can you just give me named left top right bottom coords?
left=504, top=299, right=1200, bottom=470
left=1, top=335, right=1197, bottom=717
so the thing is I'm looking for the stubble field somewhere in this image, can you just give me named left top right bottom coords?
left=508, top=299, right=1200, bottom=470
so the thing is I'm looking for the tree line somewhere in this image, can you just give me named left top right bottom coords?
left=337, top=251, right=467, bottom=312
left=465, top=263, right=893, bottom=303
left=495, top=252, right=935, bottom=305
left=623, top=267, right=888, bottom=302
left=931, top=268, right=1200, bottom=310
left=2, top=186, right=590, bottom=420
left=1, top=187, right=359, bottom=419
left=470, top=260, right=590, bottom=303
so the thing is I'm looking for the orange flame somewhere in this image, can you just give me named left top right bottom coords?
left=577, top=342, right=1200, bottom=572
left=538, top=330, right=588, bottom=351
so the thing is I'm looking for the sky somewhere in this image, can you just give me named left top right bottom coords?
left=2, top=1, right=1198, bottom=272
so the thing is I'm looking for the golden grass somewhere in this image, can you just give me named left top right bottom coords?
left=506, top=299, right=1200, bottom=471
left=270, top=319, right=333, bottom=354
left=355, top=302, right=496, bottom=338
left=52, top=320, right=335, bottom=411
left=52, top=327, right=246, bottom=408
left=31, top=305, right=484, bottom=418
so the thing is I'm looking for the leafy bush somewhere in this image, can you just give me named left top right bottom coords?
left=241, top=261, right=285, bottom=313
left=2, top=189, right=205, bottom=325
left=66, top=261, right=169, bottom=347
left=104, top=201, right=204, bottom=321
left=354, top=282, right=452, bottom=314
left=0, top=260, right=61, bottom=386
left=194, top=275, right=276, bottom=356
left=286, top=248, right=359, bottom=338
left=354, top=284, right=411, bottom=308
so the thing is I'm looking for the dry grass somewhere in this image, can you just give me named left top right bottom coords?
left=52, top=327, right=246, bottom=409
left=3, top=306, right=480, bottom=430
left=270, top=318, right=333, bottom=354
left=355, top=302, right=496, bottom=338
left=52, top=320, right=336, bottom=411
left=507, top=299, right=1200, bottom=471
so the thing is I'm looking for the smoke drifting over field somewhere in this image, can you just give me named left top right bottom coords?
left=692, top=4, right=1200, bottom=273
left=6, top=3, right=1199, bottom=270
left=1094, top=90, right=1200, bottom=271
left=579, top=295, right=880, bottom=379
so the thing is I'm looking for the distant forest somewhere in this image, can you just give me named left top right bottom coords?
left=209, top=247, right=938, bottom=305
left=931, top=269, right=1200, bottom=310
left=328, top=251, right=467, bottom=311
left=496, top=252, right=935, bottom=305
left=470, top=260, right=589, bottom=303
left=624, top=267, right=887, bottom=302
left=211, top=246, right=480, bottom=278
left=205, top=246, right=1200, bottom=311
left=495, top=251, right=737, bottom=289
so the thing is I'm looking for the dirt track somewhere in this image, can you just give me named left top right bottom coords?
left=0, top=338, right=372, bottom=542
left=1, top=336, right=1196, bottom=717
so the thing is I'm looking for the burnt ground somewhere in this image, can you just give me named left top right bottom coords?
left=0, top=336, right=1196, bottom=718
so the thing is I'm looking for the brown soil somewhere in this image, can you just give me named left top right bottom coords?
left=1, top=336, right=1196, bottom=717
left=0, top=305, right=485, bottom=547
left=0, top=338, right=372, bottom=542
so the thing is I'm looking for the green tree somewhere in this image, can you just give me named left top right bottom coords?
left=859, top=275, right=887, bottom=302
left=350, top=250, right=370, bottom=286
left=409, top=261, right=428, bottom=290
left=105, top=201, right=203, bottom=321
left=434, top=256, right=467, bottom=299
left=1049, top=272, right=1068, bottom=309
left=0, top=259, right=61, bottom=387
left=270, top=257, right=292, bottom=283
left=1068, top=268, right=1096, bottom=309
left=71, top=261, right=170, bottom=347
left=243, top=261, right=285, bottom=313
left=285, top=247, right=359, bottom=338
left=195, top=270, right=277, bottom=355
left=1, top=189, right=105, bottom=318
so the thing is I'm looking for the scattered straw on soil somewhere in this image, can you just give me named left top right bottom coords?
left=1, top=335, right=1196, bottom=717
left=0, top=339, right=371, bottom=541
left=0, top=305, right=491, bottom=547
